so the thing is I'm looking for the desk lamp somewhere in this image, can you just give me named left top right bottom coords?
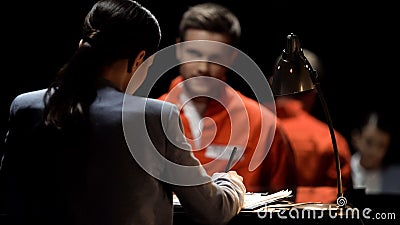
left=270, top=33, right=345, bottom=208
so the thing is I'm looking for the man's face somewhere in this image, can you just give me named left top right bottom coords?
left=176, top=29, right=237, bottom=98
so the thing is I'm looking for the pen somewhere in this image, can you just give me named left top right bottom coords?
left=225, top=146, right=237, bottom=172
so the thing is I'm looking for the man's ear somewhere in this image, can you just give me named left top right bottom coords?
left=175, top=37, right=182, bottom=62
left=227, top=49, right=238, bottom=66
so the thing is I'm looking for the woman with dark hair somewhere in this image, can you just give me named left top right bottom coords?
left=0, top=1, right=245, bottom=225
left=351, top=110, right=400, bottom=195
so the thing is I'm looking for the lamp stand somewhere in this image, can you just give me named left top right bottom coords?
left=300, top=53, right=344, bottom=207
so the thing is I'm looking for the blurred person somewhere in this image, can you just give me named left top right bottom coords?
left=158, top=2, right=297, bottom=194
left=0, top=1, right=246, bottom=225
left=351, top=110, right=400, bottom=195
left=272, top=49, right=353, bottom=203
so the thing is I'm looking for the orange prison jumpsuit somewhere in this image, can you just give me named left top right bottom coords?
left=159, top=76, right=297, bottom=193
left=276, top=97, right=352, bottom=203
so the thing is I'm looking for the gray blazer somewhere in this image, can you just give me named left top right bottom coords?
left=0, top=83, right=243, bottom=225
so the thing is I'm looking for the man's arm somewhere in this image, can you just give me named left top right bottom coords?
left=259, top=122, right=297, bottom=195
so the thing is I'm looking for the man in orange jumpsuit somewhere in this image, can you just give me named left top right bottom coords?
left=158, top=3, right=297, bottom=194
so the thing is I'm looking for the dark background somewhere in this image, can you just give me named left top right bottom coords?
left=1, top=0, right=398, bottom=156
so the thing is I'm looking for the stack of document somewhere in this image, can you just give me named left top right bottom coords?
left=173, top=189, right=293, bottom=210
left=242, top=189, right=293, bottom=210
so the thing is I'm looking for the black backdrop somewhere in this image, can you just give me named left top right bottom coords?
left=1, top=0, right=398, bottom=156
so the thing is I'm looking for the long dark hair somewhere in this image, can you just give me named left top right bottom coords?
left=44, top=0, right=161, bottom=129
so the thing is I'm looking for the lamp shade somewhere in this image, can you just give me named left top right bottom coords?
left=271, top=33, right=315, bottom=96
